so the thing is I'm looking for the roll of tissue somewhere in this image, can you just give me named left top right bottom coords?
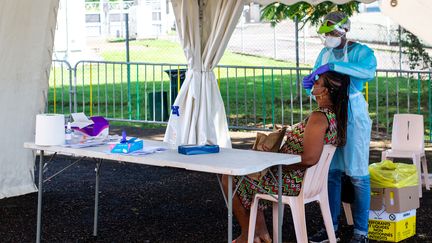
left=35, top=114, right=65, bottom=145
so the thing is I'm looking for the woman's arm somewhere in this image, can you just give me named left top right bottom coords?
left=288, top=111, right=328, bottom=168
left=300, top=111, right=329, bottom=167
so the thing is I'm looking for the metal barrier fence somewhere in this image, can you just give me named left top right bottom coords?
left=49, top=60, right=73, bottom=114
left=48, top=60, right=432, bottom=141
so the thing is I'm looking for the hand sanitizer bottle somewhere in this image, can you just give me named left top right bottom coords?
left=169, top=105, right=180, bottom=149
left=65, top=122, right=73, bottom=145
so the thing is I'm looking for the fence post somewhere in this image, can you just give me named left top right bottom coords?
left=125, top=13, right=131, bottom=120
left=68, top=62, right=73, bottom=114
left=273, top=26, right=276, bottom=59
left=295, top=17, right=300, bottom=100
left=73, top=64, right=78, bottom=113
left=418, top=73, right=421, bottom=114
left=241, top=19, right=244, bottom=53
left=429, top=73, right=431, bottom=142
left=398, top=26, right=403, bottom=71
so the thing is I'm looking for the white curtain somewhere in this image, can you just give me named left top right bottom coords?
left=164, top=0, right=244, bottom=148
left=380, top=0, right=432, bottom=46
left=0, top=0, right=59, bottom=199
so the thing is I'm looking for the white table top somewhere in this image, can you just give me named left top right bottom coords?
left=24, top=140, right=301, bottom=176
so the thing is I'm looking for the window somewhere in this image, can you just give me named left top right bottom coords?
left=166, top=0, right=169, bottom=14
left=152, top=12, right=161, bottom=21
left=109, top=13, right=121, bottom=22
left=86, top=14, right=100, bottom=23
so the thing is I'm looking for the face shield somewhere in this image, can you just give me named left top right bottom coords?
left=317, top=17, right=349, bottom=48
left=318, top=17, right=349, bottom=35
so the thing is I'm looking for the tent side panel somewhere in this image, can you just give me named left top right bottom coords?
left=0, top=0, right=60, bottom=199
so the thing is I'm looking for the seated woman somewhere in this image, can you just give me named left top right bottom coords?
left=222, top=71, right=350, bottom=243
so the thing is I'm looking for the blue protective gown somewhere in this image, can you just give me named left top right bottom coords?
left=313, top=42, right=377, bottom=176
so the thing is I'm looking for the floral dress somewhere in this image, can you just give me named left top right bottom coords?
left=234, top=107, right=338, bottom=210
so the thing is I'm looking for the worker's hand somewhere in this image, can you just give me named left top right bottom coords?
left=302, top=63, right=333, bottom=89
left=302, top=73, right=316, bottom=89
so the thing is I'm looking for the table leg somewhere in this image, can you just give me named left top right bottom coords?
left=228, top=175, right=233, bottom=243
left=93, top=160, right=101, bottom=236
left=278, top=164, right=283, bottom=243
left=36, top=150, right=44, bottom=243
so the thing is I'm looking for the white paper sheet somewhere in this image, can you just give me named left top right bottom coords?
left=71, top=112, right=93, bottom=128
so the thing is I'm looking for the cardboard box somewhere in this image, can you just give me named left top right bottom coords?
left=370, top=186, right=419, bottom=213
left=368, top=209, right=416, bottom=242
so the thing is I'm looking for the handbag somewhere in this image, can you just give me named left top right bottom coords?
left=248, top=127, right=287, bottom=180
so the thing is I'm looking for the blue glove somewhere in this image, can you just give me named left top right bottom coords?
left=302, top=63, right=333, bottom=89
left=302, top=73, right=317, bottom=89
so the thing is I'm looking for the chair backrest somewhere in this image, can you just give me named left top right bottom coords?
left=391, top=114, right=424, bottom=151
left=302, top=145, right=337, bottom=199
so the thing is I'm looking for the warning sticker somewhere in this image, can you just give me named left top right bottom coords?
left=368, top=216, right=416, bottom=242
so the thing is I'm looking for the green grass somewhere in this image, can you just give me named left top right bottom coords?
left=49, top=39, right=432, bottom=139
left=48, top=68, right=432, bottom=139
left=101, top=39, right=299, bottom=67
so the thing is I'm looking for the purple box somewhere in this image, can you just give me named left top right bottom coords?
left=72, top=116, right=109, bottom=137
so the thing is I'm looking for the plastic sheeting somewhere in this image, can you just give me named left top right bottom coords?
left=0, top=0, right=59, bottom=199
left=369, top=160, right=418, bottom=188
left=164, top=0, right=244, bottom=148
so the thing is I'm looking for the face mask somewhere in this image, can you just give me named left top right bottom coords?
left=310, top=86, right=317, bottom=101
left=310, top=86, right=325, bottom=102
left=324, top=36, right=341, bottom=48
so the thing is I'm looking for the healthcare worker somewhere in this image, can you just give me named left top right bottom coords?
left=303, top=12, right=377, bottom=243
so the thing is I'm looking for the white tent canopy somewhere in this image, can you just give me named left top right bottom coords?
left=0, top=0, right=59, bottom=199
left=1, top=0, right=431, bottom=199
left=380, top=0, right=432, bottom=46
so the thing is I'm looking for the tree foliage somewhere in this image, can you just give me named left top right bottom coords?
left=260, top=1, right=359, bottom=28
left=400, top=29, right=432, bottom=70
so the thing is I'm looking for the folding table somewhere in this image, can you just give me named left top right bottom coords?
left=24, top=140, right=301, bottom=243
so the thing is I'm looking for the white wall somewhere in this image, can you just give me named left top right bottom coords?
left=54, top=0, right=86, bottom=60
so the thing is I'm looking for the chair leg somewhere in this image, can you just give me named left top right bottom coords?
left=289, top=200, right=308, bottom=243
left=272, top=202, right=284, bottom=242
left=342, top=202, right=354, bottom=226
left=319, top=195, right=337, bottom=243
left=413, top=154, right=423, bottom=198
left=421, top=156, right=430, bottom=190
left=248, top=197, right=260, bottom=243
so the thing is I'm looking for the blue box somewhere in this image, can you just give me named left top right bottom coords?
left=110, top=138, right=143, bottom=154
left=178, top=144, right=220, bottom=155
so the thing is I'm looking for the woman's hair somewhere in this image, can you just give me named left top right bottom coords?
left=321, top=71, right=350, bottom=146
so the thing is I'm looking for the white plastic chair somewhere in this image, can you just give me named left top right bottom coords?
left=247, top=145, right=337, bottom=243
left=381, top=114, right=430, bottom=198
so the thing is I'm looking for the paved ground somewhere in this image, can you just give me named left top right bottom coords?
left=0, top=126, right=431, bottom=242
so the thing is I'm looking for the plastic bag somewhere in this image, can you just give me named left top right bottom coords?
left=369, top=160, right=418, bottom=188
